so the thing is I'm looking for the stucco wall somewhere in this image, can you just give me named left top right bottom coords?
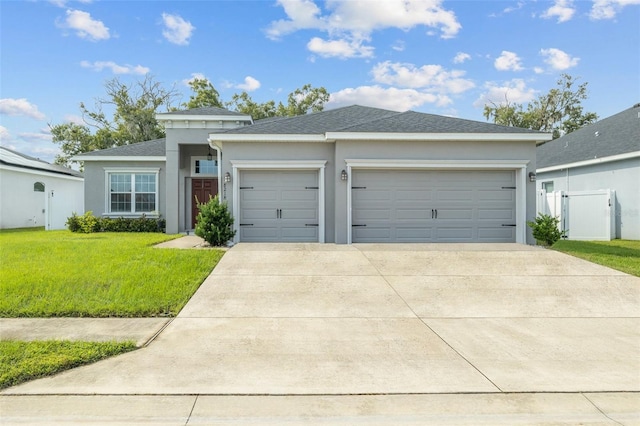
left=537, top=157, right=640, bottom=239
left=0, top=167, right=83, bottom=230
left=83, top=160, right=166, bottom=219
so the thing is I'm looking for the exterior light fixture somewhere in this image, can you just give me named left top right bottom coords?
left=224, top=172, right=231, bottom=183
left=207, top=146, right=213, bottom=161
left=341, top=170, right=348, bottom=181
left=529, top=172, right=536, bottom=182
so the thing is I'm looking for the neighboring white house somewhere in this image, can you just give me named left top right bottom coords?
left=536, top=103, right=640, bottom=240
left=0, top=146, right=84, bottom=230
left=75, top=105, right=552, bottom=244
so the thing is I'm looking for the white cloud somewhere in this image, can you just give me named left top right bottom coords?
left=0, top=98, right=46, bottom=120
left=453, top=52, right=471, bottom=64
left=328, top=86, right=448, bottom=111
left=371, top=61, right=475, bottom=94
left=64, top=114, right=85, bottom=125
left=474, top=79, right=537, bottom=108
left=534, top=67, right=545, bottom=74
left=236, top=76, right=261, bottom=92
left=541, top=0, right=576, bottom=22
left=267, top=0, right=461, bottom=58
left=307, top=36, right=374, bottom=59
left=590, top=0, right=640, bottom=19
left=540, top=48, right=579, bottom=70
left=392, top=40, right=405, bottom=52
left=0, top=126, right=11, bottom=142
left=161, top=13, right=195, bottom=45
left=18, top=131, right=53, bottom=142
left=494, top=51, right=524, bottom=71
left=60, top=9, right=110, bottom=41
left=49, top=0, right=92, bottom=8
left=80, top=60, right=150, bottom=75
left=182, top=73, right=208, bottom=86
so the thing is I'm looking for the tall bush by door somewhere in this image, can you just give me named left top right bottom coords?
left=194, top=195, right=236, bottom=247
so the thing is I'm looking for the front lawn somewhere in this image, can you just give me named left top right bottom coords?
left=0, top=229, right=224, bottom=317
left=0, top=340, right=136, bottom=390
left=552, top=239, right=640, bottom=277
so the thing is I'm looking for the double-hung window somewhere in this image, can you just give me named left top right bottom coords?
left=106, top=169, right=159, bottom=215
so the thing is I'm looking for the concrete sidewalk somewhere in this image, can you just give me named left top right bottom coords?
left=2, top=242, right=639, bottom=424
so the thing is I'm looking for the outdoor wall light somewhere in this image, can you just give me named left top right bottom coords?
left=341, top=169, right=348, bottom=181
left=224, top=172, right=231, bottom=183
left=207, top=146, right=213, bottom=161
left=529, top=172, right=536, bottom=182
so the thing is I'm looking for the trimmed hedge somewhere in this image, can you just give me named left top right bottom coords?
left=66, top=211, right=165, bottom=233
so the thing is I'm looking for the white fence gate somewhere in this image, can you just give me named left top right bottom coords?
left=536, top=189, right=616, bottom=241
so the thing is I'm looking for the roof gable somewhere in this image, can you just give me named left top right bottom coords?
left=537, top=104, right=640, bottom=169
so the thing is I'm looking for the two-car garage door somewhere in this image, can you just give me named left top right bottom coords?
left=236, top=168, right=516, bottom=243
left=351, top=170, right=516, bottom=243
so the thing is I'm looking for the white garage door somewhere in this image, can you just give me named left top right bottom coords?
left=352, top=170, right=516, bottom=243
left=239, top=170, right=319, bottom=242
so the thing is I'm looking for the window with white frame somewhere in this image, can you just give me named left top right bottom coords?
left=542, top=181, right=554, bottom=193
left=106, top=170, right=158, bottom=214
left=191, top=156, right=218, bottom=177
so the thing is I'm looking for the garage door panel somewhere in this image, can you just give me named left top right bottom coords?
left=239, top=170, right=319, bottom=242
left=478, top=208, right=515, bottom=220
left=352, top=169, right=515, bottom=243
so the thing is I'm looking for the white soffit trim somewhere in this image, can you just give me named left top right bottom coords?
left=345, top=159, right=530, bottom=169
left=0, top=164, right=83, bottom=181
left=156, top=114, right=252, bottom=122
left=71, top=156, right=166, bottom=162
left=210, top=134, right=327, bottom=143
left=327, top=132, right=552, bottom=143
left=537, top=151, right=640, bottom=173
left=230, top=160, right=327, bottom=169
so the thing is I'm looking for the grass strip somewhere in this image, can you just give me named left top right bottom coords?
left=552, top=239, right=640, bottom=277
left=0, top=229, right=224, bottom=317
left=0, top=340, right=136, bottom=390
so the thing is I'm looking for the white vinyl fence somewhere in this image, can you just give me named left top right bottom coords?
left=536, top=189, right=616, bottom=241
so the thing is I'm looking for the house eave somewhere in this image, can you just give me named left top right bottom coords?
left=326, top=132, right=552, bottom=143
left=209, top=134, right=328, bottom=143
left=71, top=156, right=167, bottom=162
left=537, top=150, right=640, bottom=173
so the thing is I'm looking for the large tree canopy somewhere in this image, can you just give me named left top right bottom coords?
left=51, top=77, right=329, bottom=168
left=483, top=74, right=598, bottom=139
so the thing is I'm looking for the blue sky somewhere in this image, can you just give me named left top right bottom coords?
left=1, top=0, right=638, bottom=164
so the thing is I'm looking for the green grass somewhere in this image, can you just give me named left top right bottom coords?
left=0, top=229, right=225, bottom=317
left=552, top=239, right=640, bottom=277
left=0, top=340, right=136, bottom=390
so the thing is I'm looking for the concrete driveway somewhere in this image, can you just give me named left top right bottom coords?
left=2, top=243, right=639, bottom=424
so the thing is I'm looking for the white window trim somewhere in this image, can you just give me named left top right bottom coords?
left=344, top=159, right=529, bottom=244
left=104, top=168, right=160, bottom=217
left=190, top=156, right=218, bottom=177
left=230, top=160, right=327, bottom=243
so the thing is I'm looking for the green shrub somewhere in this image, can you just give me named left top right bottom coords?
left=195, top=195, right=236, bottom=246
left=65, top=212, right=81, bottom=232
left=527, top=213, right=566, bottom=246
left=79, top=211, right=100, bottom=234
left=66, top=213, right=165, bottom=233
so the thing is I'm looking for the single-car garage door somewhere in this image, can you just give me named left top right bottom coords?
left=352, top=170, right=516, bottom=243
left=239, top=170, right=319, bottom=242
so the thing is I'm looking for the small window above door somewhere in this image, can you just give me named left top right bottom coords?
left=191, top=156, right=218, bottom=177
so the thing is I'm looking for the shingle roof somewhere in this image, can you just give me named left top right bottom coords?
left=217, top=105, right=544, bottom=135
left=157, top=107, right=249, bottom=117
left=74, top=138, right=166, bottom=158
left=0, top=146, right=83, bottom=178
left=537, top=104, right=640, bottom=169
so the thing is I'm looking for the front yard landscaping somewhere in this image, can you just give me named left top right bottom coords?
left=552, top=239, right=640, bottom=277
left=0, top=228, right=224, bottom=389
left=0, top=229, right=224, bottom=317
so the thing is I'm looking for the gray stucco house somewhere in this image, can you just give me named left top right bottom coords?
left=75, top=105, right=552, bottom=244
left=536, top=104, right=640, bottom=240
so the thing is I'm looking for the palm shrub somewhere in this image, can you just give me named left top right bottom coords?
left=527, top=213, right=566, bottom=246
left=194, top=195, right=236, bottom=246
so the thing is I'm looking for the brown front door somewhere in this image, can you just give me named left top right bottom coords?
left=192, top=178, right=218, bottom=228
